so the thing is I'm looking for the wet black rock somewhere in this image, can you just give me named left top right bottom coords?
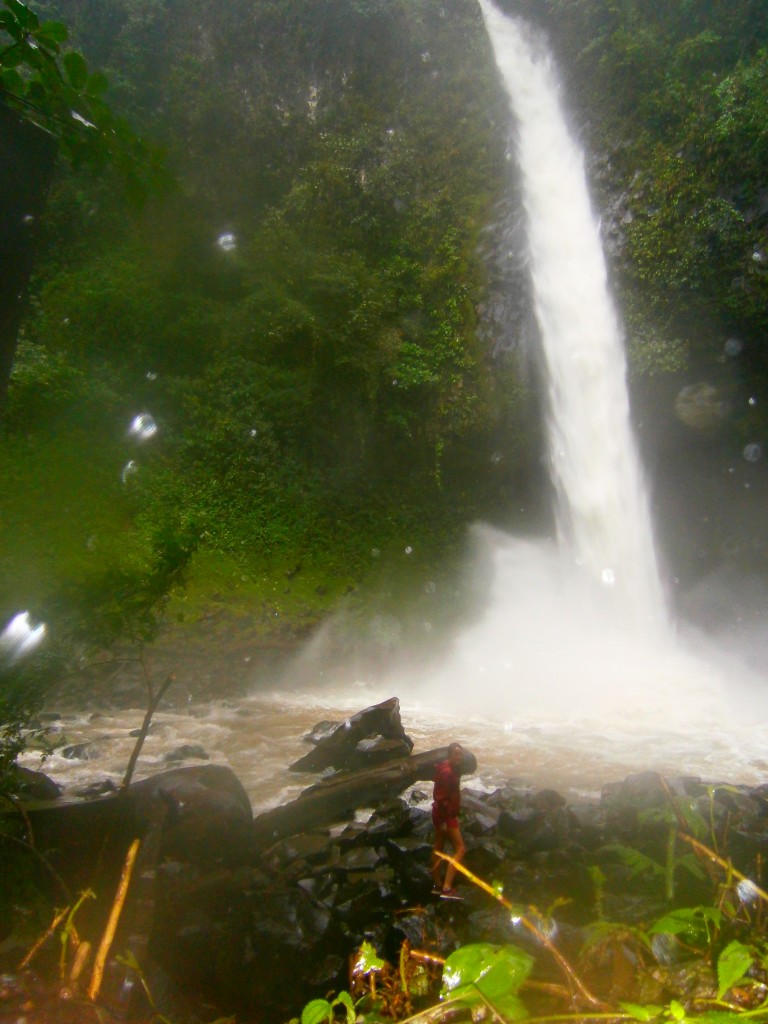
left=289, top=697, right=414, bottom=773
left=9, top=765, right=61, bottom=800
left=72, top=778, right=118, bottom=799
left=304, top=720, right=340, bottom=744
left=61, top=742, right=94, bottom=760
left=129, top=723, right=156, bottom=738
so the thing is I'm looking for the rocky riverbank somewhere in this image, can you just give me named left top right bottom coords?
left=2, top=698, right=767, bottom=1023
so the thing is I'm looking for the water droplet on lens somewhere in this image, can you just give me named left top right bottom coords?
left=749, top=396, right=757, bottom=406
left=249, top=428, right=258, bottom=437
left=743, top=443, right=762, bottom=462
left=490, top=452, right=503, bottom=465
left=651, top=933, right=677, bottom=965
left=404, top=546, right=413, bottom=555
left=121, top=460, right=139, bottom=483
left=371, top=548, right=381, bottom=558
left=145, top=371, right=157, bottom=381
left=724, top=337, right=743, bottom=357
left=392, top=379, right=399, bottom=387
left=422, top=622, right=432, bottom=632
left=424, top=581, right=436, bottom=594
left=0, top=611, right=47, bottom=661
left=128, top=413, right=158, bottom=442
left=737, top=878, right=760, bottom=905
left=217, top=231, right=237, bottom=252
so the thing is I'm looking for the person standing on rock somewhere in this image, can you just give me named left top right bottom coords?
left=431, top=742, right=467, bottom=900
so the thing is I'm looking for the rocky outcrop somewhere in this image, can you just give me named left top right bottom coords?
left=289, top=697, right=414, bottom=773
left=9, top=714, right=768, bottom=1024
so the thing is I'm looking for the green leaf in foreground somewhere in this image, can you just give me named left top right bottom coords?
left=331, top=992, right=355, bottom=1024
left=441, top=943, right=533, bottom=1021
left=300, top=998, right=333, bottom=1024
left=619, top=1002, right=664, bottom=1022
left=650, top=906, right=722, bottom=944
left=356, top=940, right=385, bottom=973
left=716, top=940, right=754, bottom=998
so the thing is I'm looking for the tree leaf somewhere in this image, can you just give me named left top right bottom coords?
left=0, top=10, right=23, bottom=40
left=5, top=0, right=38, bottom=30
left=717, top=940, right=754, bottom=999
left=0, top=66, right=23, bottom=92
left=36, top=20, right=68, bottom=42
left=86, top=70, right=109, bottom=96
left=300, top=999, right=333, bottom=1024
left=63, top=49, right=88, bottom=89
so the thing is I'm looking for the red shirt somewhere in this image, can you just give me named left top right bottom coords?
left=432, top=759, right=461, bottom=821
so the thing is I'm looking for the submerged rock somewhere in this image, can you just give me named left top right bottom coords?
left=164, top=743, right=210, bottom=763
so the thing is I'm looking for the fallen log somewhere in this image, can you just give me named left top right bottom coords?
left=252, top=746, right=477, bottom=849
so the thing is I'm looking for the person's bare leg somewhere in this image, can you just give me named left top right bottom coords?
left=442, top=826, right=466, bottom=891
left=431, top=828, right=447, bottom=888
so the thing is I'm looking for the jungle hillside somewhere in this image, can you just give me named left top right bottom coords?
left=2, top=0, right=768, bottom=701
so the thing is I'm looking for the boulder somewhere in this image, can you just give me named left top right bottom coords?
left=9, top=765, right=61, bottom=800
left=289, top=697, right=414, bottom=772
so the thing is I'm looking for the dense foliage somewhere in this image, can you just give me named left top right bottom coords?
left=528, top=0, right=768, bottom=392
left=2, top=0, right=768, bottom=698
left=1, top=0, right=531, bottom=667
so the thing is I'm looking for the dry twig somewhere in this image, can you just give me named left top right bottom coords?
left=435, top=852, right=608, bottom=1010
left=87, top=838, right=141, bottom=1002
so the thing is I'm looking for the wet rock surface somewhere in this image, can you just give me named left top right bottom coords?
left=5, top=724, right=768, bottom=1024
left=289, top=697, right=414, bottom=772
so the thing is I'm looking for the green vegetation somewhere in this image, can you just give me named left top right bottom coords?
left=3, top=1, right=768, bottom=745
left=292, top=795, right=768, bottom=1024
left=0, top=0, right=530, bottom=709
left=0, top=0, right=166, bottom=197
left=533, top=0, right=768, bottom=388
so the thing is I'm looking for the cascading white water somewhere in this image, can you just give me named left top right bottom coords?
left=20, top=4, right=768, bottom=807
left=410, top=3, right=743, bottom=725
left=479, top=1, right=664, bottom=624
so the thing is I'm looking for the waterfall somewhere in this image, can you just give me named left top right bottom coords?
left=479, top=2, right=664, bottom=624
